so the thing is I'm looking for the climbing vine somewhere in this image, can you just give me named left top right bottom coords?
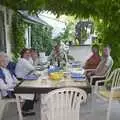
left=2, top=0, right=120, bottom=67
left=31, top=24, right=53, bottom=55
left=11, top=12, right=27, bottom=59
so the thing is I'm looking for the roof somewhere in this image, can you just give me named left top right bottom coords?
left=18, top=10, right=52, bottom=27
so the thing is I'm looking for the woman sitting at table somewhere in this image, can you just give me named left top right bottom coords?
left=84, top=45, right=101, bottom=69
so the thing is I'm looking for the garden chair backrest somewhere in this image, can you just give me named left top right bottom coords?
left=109, top=68, right=120, bottom=90
left=42, top=87, right=87, bottom=120
left=105, top=59, right=113, bottom=78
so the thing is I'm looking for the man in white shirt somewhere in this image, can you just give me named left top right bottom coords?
left=15, top=48, right=35, bottom=79
left=15, top=48, right=37, bottom=116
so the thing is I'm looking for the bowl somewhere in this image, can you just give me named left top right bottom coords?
left=49, top=72, right=64, bottom=80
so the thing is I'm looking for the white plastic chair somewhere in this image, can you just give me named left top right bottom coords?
left=94, top=68, right=120, bottom=120
left=0, top=92, right=16, bottom=120
left=15, top=93, right=35, bottom=120
left=41, top=87, right=87, bottom=120
left=0, top=92, right=24, bottom=120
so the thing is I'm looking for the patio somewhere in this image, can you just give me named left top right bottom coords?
left=2, top=95, right=120, bottom=120
left=1, top=0, right=120, bottom=119
left=1, top=45, right=119, bottom=120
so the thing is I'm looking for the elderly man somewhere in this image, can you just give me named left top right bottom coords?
left=86, top=45, right=113, bottom=84
left=0, top=52, right=17, bottom=98
left=0, top=52, right=35, bottom=116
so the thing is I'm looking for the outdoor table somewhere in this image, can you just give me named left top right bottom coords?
left=15, top=78, right=91, bottom=94
left=14, top=76, right=91, bottom=120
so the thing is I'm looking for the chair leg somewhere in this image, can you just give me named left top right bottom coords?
left=39, top=94, right=42, bottom=120
left=90, top=86, right=95, bottom=112
left=16, top=95, right=23, bottom=120
left=106, top=92, right=113, bottom=120
left=0, top=102, right=6, bottom=120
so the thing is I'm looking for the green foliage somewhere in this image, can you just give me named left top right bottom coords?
left=31, top=24, right=53, bottom=55
left=1, top=0, right=101, bottom=17
left=2, top=0, right=120, bottom=68
left=11, top=12, right=27, bottom=59
left=53, top=22, right=75, bottom=44
left=95, top=16, right=120, bottom=68
left=75, top=20, right=92, bottom=45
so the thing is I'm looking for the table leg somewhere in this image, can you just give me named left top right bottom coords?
left=16, top=95, right=23, bottom=120
left=39, top=94, right=41, bottom=120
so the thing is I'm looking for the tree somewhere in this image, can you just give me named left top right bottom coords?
left=75, top=21, right=92, bottom=44
left=31, top=24, right=53, bottom=55
left=11, top=13, right=27, bottom=59
left=1, top=0, right=120, bottom=68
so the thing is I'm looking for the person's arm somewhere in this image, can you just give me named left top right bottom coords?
left=0, top=79, right=14, bottom=90
left=96, top=57, right=113, bottom=76
left=95, top=65, right=108, bottom=76
left=84, top=55, right=93, bottom=69
left=24, top=59, right=35, bottom=71
left=48, top=50, right=54, bottom=60
left=12, top=75, right=20, bottom=85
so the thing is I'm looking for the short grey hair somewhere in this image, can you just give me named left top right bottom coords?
left=0, top=52, right=9, bottom=61
left=0, top=52, right=7, bottom=57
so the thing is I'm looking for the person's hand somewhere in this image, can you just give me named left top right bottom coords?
left=34, top=71, right=41, bottom=77
left=86, top=71, right=95, bottom=77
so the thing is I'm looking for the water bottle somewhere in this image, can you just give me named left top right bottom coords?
left=65, top=62, right=72, bottom=80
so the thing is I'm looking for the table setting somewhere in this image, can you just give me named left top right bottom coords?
left=15, top=61, right=91, bottom=94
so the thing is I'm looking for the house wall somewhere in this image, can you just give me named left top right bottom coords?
left=0, top=5, right=13, bottom=57
left=25, top=25, right=32, bottom=48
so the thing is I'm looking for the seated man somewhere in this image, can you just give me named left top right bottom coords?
left=84, top=45, right=101, bottom=69
left=86, top=45, right=113, bottom=85
left=30, top=48, right=40, bottom=66
left=15, top=48, right=38, bottom=116
left=7, top=61, right=16, bottom=76
left=49, top=41, right=67, bottom=67
left=15, top=48, right=39, bottom=80
left=0, top=52, right=35, bottom=116
left=15, top=48, right=35, bottom=78
left=0, top=52, right=17, bottom=98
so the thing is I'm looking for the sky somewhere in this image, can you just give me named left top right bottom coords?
left=38, top=12, right=92, bottom=44
left=38, top=12, right=66, bottom=38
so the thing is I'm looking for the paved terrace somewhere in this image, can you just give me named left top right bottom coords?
left=2, top=95, right=120, bottom=120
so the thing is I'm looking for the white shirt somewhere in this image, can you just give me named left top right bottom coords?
left=0, top=67, right=17, bottom=97
left=15, top=58, right=35, bottom=78
left=105, top=56, right=113, bottom=67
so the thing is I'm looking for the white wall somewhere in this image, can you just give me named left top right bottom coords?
left=0, top=5, right=14, bottom=57
left=25, top=26, right=31, bottom=48
left=69, top=45, right=92, bottom=65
